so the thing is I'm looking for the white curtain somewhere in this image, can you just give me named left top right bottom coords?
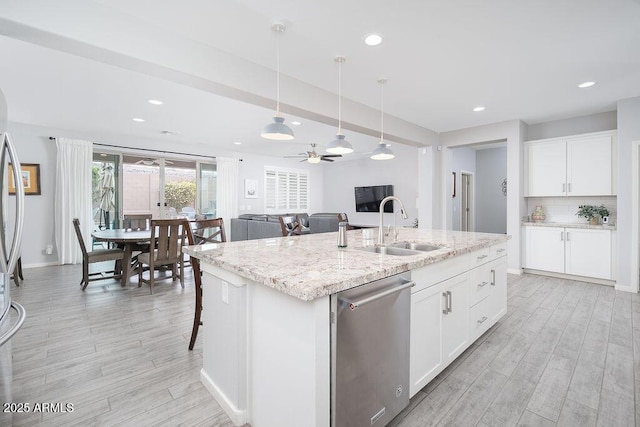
left=55, top=138, right=93, bottom=265
left=216, top=157, right=240, bottom=239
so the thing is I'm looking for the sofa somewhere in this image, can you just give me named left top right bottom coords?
left=230, top=213, right=341, bottom=241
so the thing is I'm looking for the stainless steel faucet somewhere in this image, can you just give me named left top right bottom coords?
left=378, top=196, right=409, bottom=245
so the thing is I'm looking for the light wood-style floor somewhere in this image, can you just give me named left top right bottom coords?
left=7, top=265, right=639, bottom=426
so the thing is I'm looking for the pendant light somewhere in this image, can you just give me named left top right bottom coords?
left=371, top=78, right=395, bottom=160
left=261, top=23, right=294, bottom=140
left=326, top=56, right=354, bottom=154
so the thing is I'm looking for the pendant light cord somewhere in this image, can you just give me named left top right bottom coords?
left=380, top=81, right=384, bottom=143
left=276, top=29, right=281, bottom=117
left=337, top=59, right=342, bottom=134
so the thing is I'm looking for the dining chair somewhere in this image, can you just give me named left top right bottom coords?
left=296, top=213, right=310, bottom=234
left=186, top=218, right=227, bottom=350
left=190, top=217, right=227, bottom=245
left=279, top=215, right=303, bottom=237
left=72, top=218, right=126, bottom=290
left=337, top=213, right=355, bottom=230
left=123, top=213, right=151, bottom=231
left=137, top=218, right=187, bottom=294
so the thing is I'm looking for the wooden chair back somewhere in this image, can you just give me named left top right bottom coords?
left=279, top=215, right=302, bottom=237
left=124, top=214, right=152, bottom=231
left=337, top=213, right=355, bottom=230
left=72, top=218, right=89, bottom=257
left=191, top=218, right=226, bottom=244
left=150, top=219, right=187, bottom=266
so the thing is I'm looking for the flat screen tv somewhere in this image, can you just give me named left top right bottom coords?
left=354, top=185, right=394, bottom=213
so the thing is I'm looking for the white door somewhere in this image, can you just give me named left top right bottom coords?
left=525, top=226, right=565, bottom=273
left=565, top=229, right=611, bottom=279
left=461, top=173, right=472, bottom=232
left=441, top=274, right=469, bottom=363
left=410, top=284, right=444, bottom=396
left=567, top=135, right=613, bottom=196
left=526, top=141, right=566, bottom=196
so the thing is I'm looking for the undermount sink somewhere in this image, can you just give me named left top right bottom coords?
left=357, top=246, right=421, bottom=256
left=389, top=242, right=443, bottom=252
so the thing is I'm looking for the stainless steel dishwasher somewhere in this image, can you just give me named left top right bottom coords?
left=331, top=272, right=414, bottom=427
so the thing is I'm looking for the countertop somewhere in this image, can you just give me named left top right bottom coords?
left=522, top=221, right=616, bottom=230
left=183, top=228, right=510, bottom=302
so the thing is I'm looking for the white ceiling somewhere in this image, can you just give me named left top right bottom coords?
left=1, top=0, right=639, bottom=159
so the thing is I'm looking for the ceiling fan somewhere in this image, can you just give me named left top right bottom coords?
left=135, top=158, right=174, bottom=166
left=284, top=144, right=342, bottom=164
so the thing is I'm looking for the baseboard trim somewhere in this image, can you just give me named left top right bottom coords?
left=522, top=268, right=615, bottom=286
left=507, top=268, right=523, bottom=275
left=200, top=369, right=247, bottom=426
left=23, top=261, right=58, bottom=269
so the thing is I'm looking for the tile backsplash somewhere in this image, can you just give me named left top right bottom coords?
left=526, top=197, right=616, bottom=225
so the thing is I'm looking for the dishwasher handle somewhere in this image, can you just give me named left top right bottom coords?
left=344, top=281, right=415, bottom=311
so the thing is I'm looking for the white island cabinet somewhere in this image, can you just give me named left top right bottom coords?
left=184, top=229, right=509, bottom=427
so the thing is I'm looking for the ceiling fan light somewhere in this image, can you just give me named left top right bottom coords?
left=261, top=116, right=295, bottom=140
left=370, top=142, right=395, bottom=160
left=326, top=134, right=354, bottom=154
left=307, top=156, right=321, bottom=164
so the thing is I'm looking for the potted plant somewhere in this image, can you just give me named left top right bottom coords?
left=576, top=205, right=609, bottom=225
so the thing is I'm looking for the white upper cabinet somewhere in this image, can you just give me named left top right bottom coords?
left=527, top=141, right=567, bottom=196
left=526, top=131, right=616, bottom=197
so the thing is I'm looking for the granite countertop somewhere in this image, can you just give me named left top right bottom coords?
left=522, top=221, right=616, bottom=230
left=183, top=228, right=510, bottom=302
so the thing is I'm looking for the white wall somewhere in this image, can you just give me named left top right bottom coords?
left=321, top=149, right=419, bottom=227
left=449, top=147, right=476, bottom=231
left=617, top=97, right=640, bottom=292
left=527, top=111, right=617, bottom=141
left=237, top=152, right=323, bottom=214
left=475, top=147, right=507, bottom=234
left=7, top=122, right=57, bottom=267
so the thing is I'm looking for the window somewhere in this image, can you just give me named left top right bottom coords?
left=264, top=166, right=309, bottom=213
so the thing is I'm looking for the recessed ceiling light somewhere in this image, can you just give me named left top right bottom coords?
left=291, top=121, right=301, bottom=126
left=132, top=118, right=145, bottom=122
left=364, top=33, right=383, bottom=46
left=148, top=99, right=164, bottom=105
left=233, top=141, right=242, bottom=145
left=578, top=81, right=595, bottom=88
left=473, top=106, right=485, bottom=112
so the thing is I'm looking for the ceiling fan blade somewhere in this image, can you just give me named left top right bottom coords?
left=321, top=158, right=335, bottom=162
left=284, top=155, right=307, bottom=158
left=321, top=154, right=342, bottom=158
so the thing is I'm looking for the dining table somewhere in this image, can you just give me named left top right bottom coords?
left=91, top=228, right=152, bottom=287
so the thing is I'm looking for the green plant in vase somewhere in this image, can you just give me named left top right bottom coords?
left=576, top=204, right=609, bottom=225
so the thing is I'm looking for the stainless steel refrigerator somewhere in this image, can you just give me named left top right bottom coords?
left=0, top=87, right=26, bottom=425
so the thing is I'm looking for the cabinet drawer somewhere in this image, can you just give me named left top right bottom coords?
left=469, top=296, right=493, bottom=341
left=470, top=247, right=492, bottom=268
left=491, top=242, right=508, bottom=259
left=468, top=265, right=493, bottom=307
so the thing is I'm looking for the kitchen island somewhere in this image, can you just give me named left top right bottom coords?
left=183, top=228, right=509, bottom=427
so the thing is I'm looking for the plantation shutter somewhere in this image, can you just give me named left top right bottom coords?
left=264, top=167, right=309, bottom=213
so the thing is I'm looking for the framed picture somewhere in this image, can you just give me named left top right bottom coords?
left=9, top=163, right=41, bottom=196
left=244, top=179, right=257, bottom=199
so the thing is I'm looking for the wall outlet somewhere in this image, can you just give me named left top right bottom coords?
left=45, top=244, right=53, bottom=255
left=221, top=281, right=229, bottom=304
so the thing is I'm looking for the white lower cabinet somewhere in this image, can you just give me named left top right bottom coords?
left=524, top=226, right=612, bottom=280
left=409, top=244, right=507, bottom=397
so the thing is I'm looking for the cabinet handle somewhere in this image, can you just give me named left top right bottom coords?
left=560, top=231, right=564, bottom=241
left=478, top=281, right=489, bottom=288
left=566, top=232, right=570, bottom=241
left=563, top=183, right=566, bottom=193
left=491, top=269, right=496, bottom=286
left=442, top=291, right=452, bottom=314
left=496, top=248, right=506, bottom=253
left=477, top=316, right=488, bottom=325
left=477, top=254, right=488, bottom=261
left=568, top=183, right=572, bottom=193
